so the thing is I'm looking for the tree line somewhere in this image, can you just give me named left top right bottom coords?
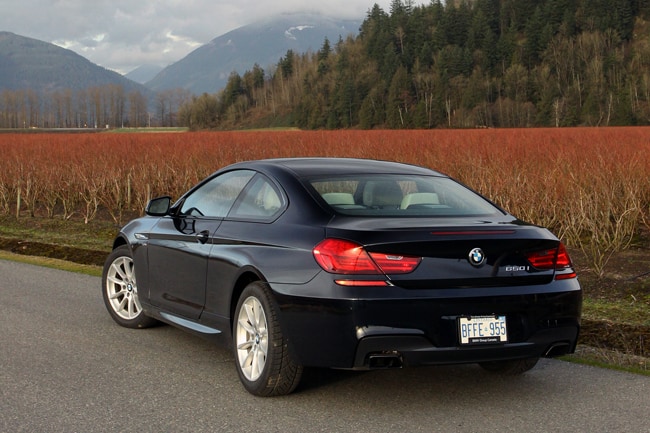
left=0, top=85, right=192, bottom=129
left=179, top=0, right=650, bottom=129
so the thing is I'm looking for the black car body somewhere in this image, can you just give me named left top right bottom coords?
left=102, top=158, right=581, bottom=396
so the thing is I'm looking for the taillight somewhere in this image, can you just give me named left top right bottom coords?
left=555, top=243, right=572, bottom=269
left=313, top=239, right=421, bottom=275
left=525, top=243, right=576, bottom=280
left=368, top=252, right=422, bottom=273
left=525, top=249, right=557, bottom=270
left=313, top=239, right=380, bottom=274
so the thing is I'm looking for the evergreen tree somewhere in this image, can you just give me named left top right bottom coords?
left=386, top=65, right=412, bottom=128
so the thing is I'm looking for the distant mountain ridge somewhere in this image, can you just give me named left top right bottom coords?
left=0, top=13, right=360, bottom=96
left=146, top=13, right=360, bottom=95
left=0, top=31, right=149, bottom=95
left=125, top=64, right=164, bottom=84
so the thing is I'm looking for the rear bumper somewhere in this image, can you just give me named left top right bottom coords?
left=272, top=279, right=582, bottom=369
left=354, top=324, right=579, bottom=369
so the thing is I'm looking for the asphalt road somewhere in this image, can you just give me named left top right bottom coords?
left=1, top=259, right=648, bottom=433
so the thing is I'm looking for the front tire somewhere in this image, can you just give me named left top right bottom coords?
left=102, top=245, right=157, bottom=329
left=233, top=281, right=303, bottom=396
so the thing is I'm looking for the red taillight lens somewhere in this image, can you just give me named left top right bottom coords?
left=313, top=239, right=381, bottom=274
left=525, top=248, right=557, bottom=270
left=525, top=243, right=576, bottom=279
left=369, top=252, right=421, bottom=274
left=555, top=243, right=572, bottom=269
left=313, top=239, right=421, bottom=275
left=526, top=243, right=572, bottom=270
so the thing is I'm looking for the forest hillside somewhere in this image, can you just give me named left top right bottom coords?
left=179, top=0, right=650, bottom=129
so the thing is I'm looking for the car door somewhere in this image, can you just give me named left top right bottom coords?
left=201, top=174, right=287, bottom=322
left=146, top=170, right=255, bottom=319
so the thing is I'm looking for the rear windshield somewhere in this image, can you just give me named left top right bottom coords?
left=307, top=175, right=502, bottom=217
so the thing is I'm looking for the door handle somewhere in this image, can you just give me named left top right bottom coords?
left=196, top=230, right=210, bottom=244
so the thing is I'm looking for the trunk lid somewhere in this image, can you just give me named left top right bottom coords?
left=325, top=216, right=560, bottom=289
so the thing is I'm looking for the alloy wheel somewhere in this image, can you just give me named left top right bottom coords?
left=105, top=255, right=142, bottom=320
left=235, top=296, right=269, bottom=381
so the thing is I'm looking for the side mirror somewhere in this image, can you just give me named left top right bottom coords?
left=145, top=196, right=172, bottom=216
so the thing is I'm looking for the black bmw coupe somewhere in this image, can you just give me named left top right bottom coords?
left=102, top=158, right=581, bottom=396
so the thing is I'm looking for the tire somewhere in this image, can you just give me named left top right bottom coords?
left=479, top=357, right=539, bottom=375
left=233, top=281, right=303, bottom=396
left=102, top=245, right=157, bottom=329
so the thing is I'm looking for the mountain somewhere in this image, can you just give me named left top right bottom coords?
left=125, top=64, right=164, bottom=84
left=146, top=13, right=360, bottom=95
left=0, top=31, right=150, bottom=95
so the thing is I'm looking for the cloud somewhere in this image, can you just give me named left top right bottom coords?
left=0, top=0, right=426, bottom=74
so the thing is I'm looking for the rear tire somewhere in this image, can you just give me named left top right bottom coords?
left=102, top=245, right=157, bottom=329
left=233, top=281, right=303, bottom=396
left=479, top=357, right=539, bottom=375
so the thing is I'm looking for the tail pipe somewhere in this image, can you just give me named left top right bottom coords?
left=544, top=342, right=572, bottom=358
left=367, top=351, right=403, bottom=369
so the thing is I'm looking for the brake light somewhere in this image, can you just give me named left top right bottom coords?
left=525, top=249, right=557, bottom=270
left=313, top=239, right=381, bottom=274
left=555, top=243, right=572, bottom=268
left=525, top=243, right=576, bottom=279
left=313, top=239, right=421, bottom=275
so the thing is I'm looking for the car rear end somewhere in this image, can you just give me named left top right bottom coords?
left=271, top=165, right=581, bottom=370
left=304, top=220, right=581, bottom=369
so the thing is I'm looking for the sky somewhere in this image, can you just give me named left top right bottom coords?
left=0, top=0, right=428, bottom=75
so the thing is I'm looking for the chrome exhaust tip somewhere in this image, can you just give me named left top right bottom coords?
left=544, top=342, right=571, bottom=357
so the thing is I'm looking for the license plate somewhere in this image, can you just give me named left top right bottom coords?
left=458, top=315, right=508, bottom=345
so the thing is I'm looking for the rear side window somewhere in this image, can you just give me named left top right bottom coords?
left=308, top=175, right=501, bottom=217
left=228, top=175, right=284, bottom=220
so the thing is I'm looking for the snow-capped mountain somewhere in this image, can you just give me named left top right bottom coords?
left=146, top=13, right=360, bottom=95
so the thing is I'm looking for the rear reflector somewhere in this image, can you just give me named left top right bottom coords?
left=555, top=272, right=577, bottom=280
left=334, top=279, right=390, bottom=286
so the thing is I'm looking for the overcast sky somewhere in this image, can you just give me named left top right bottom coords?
left=0, top=0, right=428, bottom=75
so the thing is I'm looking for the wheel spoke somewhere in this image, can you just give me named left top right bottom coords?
left=237, top=339, right=253, bottom=351
left=132, top=296, right=142, bottom=312
left=117, top=296, right=128, bottom=311
left=106, top=275, right=125, bottom=286
left=254, top=347, right=265, bottom=377
left=122, top=259, right=134, bottom=280
left=243, top=349, right=255, bottom=370
left=244, top=302, right=257, bottom=328
left=238, top=317, right=256, bottom=336
left=252, top=349, right=261, bottom=378
left=111, top=261, right=128, bottom=281
left=127, top=296, right=136, bottom=318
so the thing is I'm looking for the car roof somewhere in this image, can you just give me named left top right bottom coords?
left=226, top=158, right=447, bottom=178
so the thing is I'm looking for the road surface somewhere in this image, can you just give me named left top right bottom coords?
left=1, top=260, right=648, bottom=432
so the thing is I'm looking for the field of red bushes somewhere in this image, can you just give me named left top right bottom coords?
left=1, top=127, right=649, bottom=276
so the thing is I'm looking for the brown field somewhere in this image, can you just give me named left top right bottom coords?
left=0, top=127, right=649, bottom=362
left=1, top=127, right=648, bottom=273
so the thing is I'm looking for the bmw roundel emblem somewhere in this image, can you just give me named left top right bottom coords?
left=468, top=248, right=486, bottom=266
